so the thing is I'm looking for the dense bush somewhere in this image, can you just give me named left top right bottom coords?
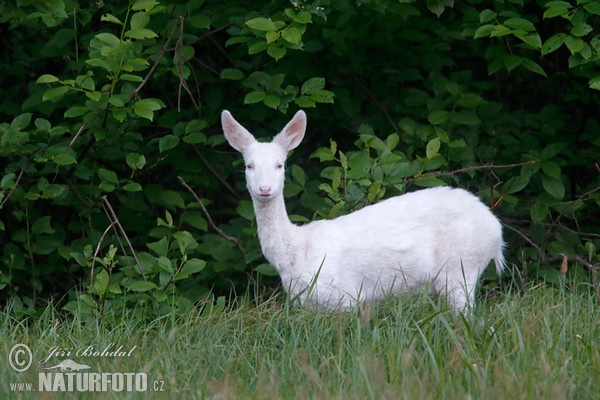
left=1, top=0, right=599, bottom=319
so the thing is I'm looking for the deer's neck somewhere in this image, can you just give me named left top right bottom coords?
left=253, top=194, right=302, bottom=273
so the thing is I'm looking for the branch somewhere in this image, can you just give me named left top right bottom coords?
left=351, top=74, right=399, bottom=134
left=192, top=146, right=241, bottom=199
left=90, top=221, right=117, bottom=285
left=387, top=159, right=540, bottom=187
left=0, top=167, right=25, bottom=209
left=131, top=17, right=179, bottom=98
left=101, top=195, right=148, bottom=281
left=178, top=176, right=246, bottom=256
left=174, top=16, right=200, bottom=111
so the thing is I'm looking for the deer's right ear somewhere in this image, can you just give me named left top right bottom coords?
left=222, top=110, right=257, bottom=153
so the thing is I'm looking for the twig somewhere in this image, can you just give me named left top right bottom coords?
left=178, top=176, right=246, bottom=256
left=101, top=195, right=148, bottom=281
left=387, top=159, right=540, bottom=187
left=69, top=115, right=94, bottom=147
left=192, top=146, right=240, bottom=199
left=503, top=222, right=543, bottom=257
left=90, top=221, right=117, bottom=285
left=0, top=167, right=25, bottom=209
left=351, top=74, right=399, bottom=134
left=131, top=17, right=179, bottom=98
left=174, top=16, right=200, bottom=111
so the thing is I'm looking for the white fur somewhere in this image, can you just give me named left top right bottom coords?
left=222, top=110, right=505, bottom=311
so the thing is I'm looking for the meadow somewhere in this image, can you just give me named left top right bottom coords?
left=3, top=278, right=599, bottom=399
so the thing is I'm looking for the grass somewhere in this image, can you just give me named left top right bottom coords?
left=3, top=280, right=600, bottom=399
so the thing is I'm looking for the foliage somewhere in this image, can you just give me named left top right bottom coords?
left=0, top=0, right=599, bottom=317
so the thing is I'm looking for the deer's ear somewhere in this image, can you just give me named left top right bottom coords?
left=273, top=110, right=306, bottom=152
left=222, top=110, right=257, bottom=153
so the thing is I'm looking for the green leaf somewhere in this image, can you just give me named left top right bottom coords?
left=479, top=9, right=497, bottom=24
left=428, top=109, right=450, bottom=125
left=542, top=160, right=561, bottom=178
left=220, top=68, right=244, bottom=80
left=122, top=181, right=142, bottom=191
left=161, top=190, right=185, bottom=209
left=456, top=93, right=485, bottom=108
left=248, top=41, right=268, bottom=55
left=542, top=33, right=566, bottom=55
left=502, top=176, right=530, bottom=194
left=474, top=24, right=493, bottom=39
left=86, top=58, right=113, bottom=72
left=37, top=74, right=59, bottom=84
left=94, top=269, right=109, bottom=296
left=176, top=258, right=207, bottom=280
left=263, top=94, right=281, bottom=109
left=282, top=26, right=302, bottom=44
left=32, top=216, right=54, bottom=235
left=301, top=77, right=325, bottom=94
left=98, top=168, right=119, bottom=185
left=180, top=211, right=208, bottom=231
left=414, top=177, right=446, bottom=187
left=542, top=175, right=565, bottom=199
left=45, top=146, right=77, bottom=165
left=127, top=280, right=157, bottom=292
left=254, top=263, right=278, bottom=276
left=189, top=15, right=211, bottom=29
left=147, top=237, right=168, bottom=256
left=266, top=30, right=280, bottom=44
left=293, top=11, right=312, bottom=24
left=565, top=36, right=585, bottom=54
left=101, top=13, right=123, bottom=25
left=134, top=98, right=164, bottom=121
left=584, top=2, right=600, bottom=15
left=543, top=4, right=571, bottom=19
left=244, top=91, right=266, bottom=104
left=295, top=96, right=316, bottom=108
left=126, top=153, right=146, bottom=170
left=426, top=138, right=441, bottom=159
left=159, top=135, right=180, bottom=152
left=11, top=113, right=32, bottom=130
left=41, top=184, right=67, bottom=199
left=571, top=23, right=593, bottom=37
left=64, top=106, right=88, bottom=118
left=125, top=28, right=158, bottom=39
left=589, top=76, right=600, bottom=91
left=490, top=25, right=512, bottom=37
left=131, top=0, right=159, bottom=12
left=94, top=32, right=121, bottom=48
left=267, top=44, right=286, bottom=60
left=130, top=12, right=149, bottom=30
left=246, top=17, right=278, bottom=31
left=426, top=0, right=453, bottom=17
left=310, top=89, right=335, bottom=104
left=42, top=86, right=69, bottom=101
left=236, top=200, right=255, bottom=221
left=521, top=59, right=547, bottom=77
left=504, top=18, right=535, bottom=32
left=504, top=55, right=523, bottom=72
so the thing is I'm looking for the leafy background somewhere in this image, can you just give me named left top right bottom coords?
left=1, top=0, right=599, bottom=319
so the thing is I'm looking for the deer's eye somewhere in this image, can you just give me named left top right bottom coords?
left=276, top=163, right=283, bottom=169
left=246, top=163, right=254, bottom=170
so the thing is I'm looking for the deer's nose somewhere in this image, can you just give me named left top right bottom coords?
left=258, top=185, right=272, bottom=196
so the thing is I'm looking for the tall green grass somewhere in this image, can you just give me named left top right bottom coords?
left=3, top=280, right=599, bottom=399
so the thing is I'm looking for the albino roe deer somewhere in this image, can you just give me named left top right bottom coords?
left=222, top=110, right=505, bottom=312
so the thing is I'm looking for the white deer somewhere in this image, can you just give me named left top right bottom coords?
left=222, top=110, right=505, bottom=312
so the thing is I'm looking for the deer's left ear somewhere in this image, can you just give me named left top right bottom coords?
left=273, top=110, right=306, bottom=152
